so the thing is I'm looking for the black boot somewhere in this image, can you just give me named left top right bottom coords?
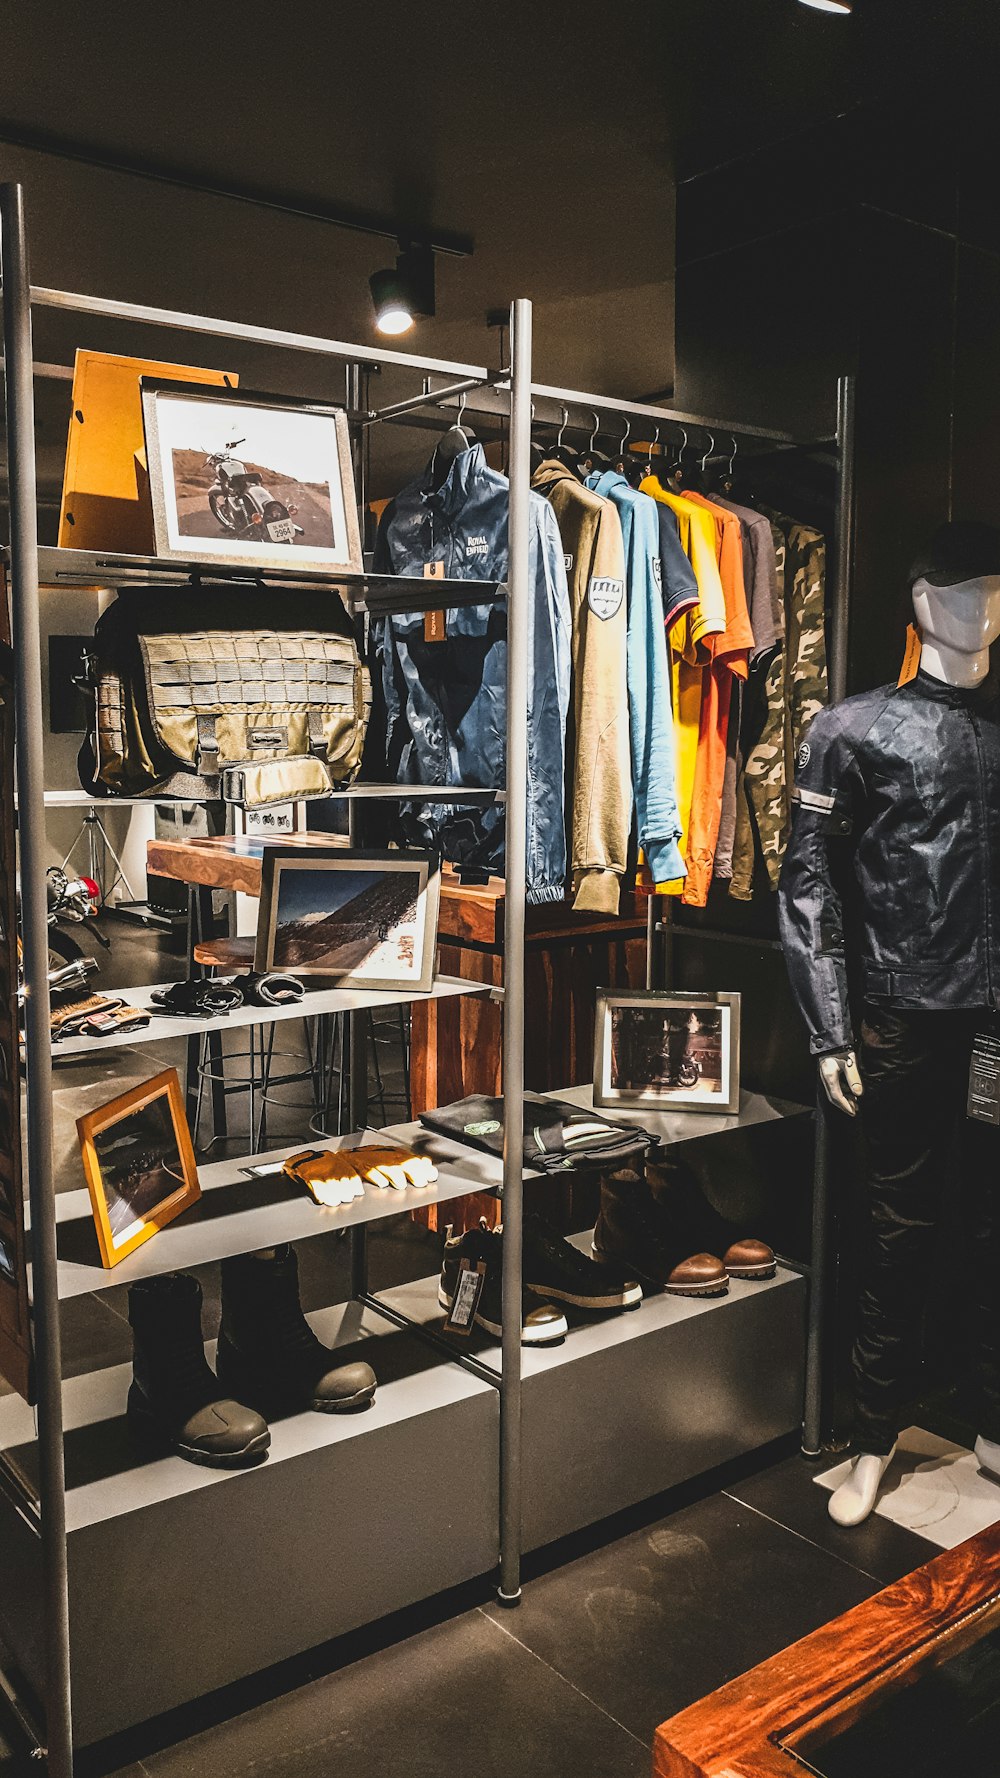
left=217, top=1245, right=377, bottom=1415
left=592, top=1168, right=728, bottom=1296
left=127, top=1274, right=270, bottom=1468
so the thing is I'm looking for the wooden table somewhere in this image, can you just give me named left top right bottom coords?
left=653, top=1519, right=1000, bottom=1777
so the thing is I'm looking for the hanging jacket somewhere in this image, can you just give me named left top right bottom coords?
left=371, top=445, right=571, bottom=904
left=585, top=470, right=685, bottom=884
left=531, top=458, right=631, bottom=915
left=778, top=670, right=1000, bottom=1056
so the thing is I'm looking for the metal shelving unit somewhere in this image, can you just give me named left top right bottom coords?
left=0, top=174, right=851, bottom=1773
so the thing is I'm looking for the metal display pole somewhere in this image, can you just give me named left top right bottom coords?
left=801, top=373, right=855, bottom=1459
left=497, top=298, right=531, bottom=1605
left=0, top=183, right=74, bottom=1775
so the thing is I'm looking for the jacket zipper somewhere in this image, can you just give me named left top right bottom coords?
left=970, top=709, right=997, bottom=1008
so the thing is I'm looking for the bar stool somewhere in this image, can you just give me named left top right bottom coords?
left=190, top=934, right=324, bottom=1153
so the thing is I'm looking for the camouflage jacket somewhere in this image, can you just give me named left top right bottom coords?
left=730, top=517, right=827, bottom=900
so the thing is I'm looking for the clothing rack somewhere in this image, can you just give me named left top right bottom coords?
left=0, top=173, right=852, bottom=1775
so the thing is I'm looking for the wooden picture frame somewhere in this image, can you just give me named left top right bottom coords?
left=140, top=379, right=363, bottom=576
left=255, top=847, right=441, bottom=992
left=76, top=1068, right=200, bottom=1269
left=594, top=989, right=741, bottom=1115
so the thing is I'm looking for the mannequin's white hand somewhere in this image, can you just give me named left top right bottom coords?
left=819, top=1049, right=864, bottom=1117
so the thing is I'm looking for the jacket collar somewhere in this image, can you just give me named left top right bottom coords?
left=421, top=443, right=487, bottom=515
left=911, top=667, right=1000, bottom=707
left=586, top=469, right=630, bottom=499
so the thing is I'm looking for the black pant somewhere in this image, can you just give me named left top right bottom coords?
left=853, top=1003, right=1000, bottom=1456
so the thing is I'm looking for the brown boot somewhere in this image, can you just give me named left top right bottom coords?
left=723, top=1238, right=777, bottom=1281
left=592, top=1168, right=728, bottom=1297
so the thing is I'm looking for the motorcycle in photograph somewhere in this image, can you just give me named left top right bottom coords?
left=204, top=439, right=304, bottom=545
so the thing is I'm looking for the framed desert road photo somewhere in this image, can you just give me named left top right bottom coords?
left=594, top=989, right=741, bottom=1114
left=255, top=848, right=441, bottom=992
left=77, top=1068, right=200, bottom=1268
left=140, top=380, right=363, bottom=575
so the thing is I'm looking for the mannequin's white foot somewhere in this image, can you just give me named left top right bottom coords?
left=828, top=1445, right=897, bottom=1527
left=974, top=1434, right=1000, bottom=1483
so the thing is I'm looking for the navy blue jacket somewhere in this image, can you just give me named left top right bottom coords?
left=371, top=446, right=572, bottom=903
left=778, top=669, right=1000, bottom=1055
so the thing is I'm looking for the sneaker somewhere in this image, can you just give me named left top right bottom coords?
left=522, top=1212, right=642, bottom=1309
left=438, top=1222, right=568, bottom=1346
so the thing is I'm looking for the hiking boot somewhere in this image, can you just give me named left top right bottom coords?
left=592, top=1169, right=728, bottom=1298
left=217, top=1245, right=376, bottom=1415
left=127, top=1273, right=270, bottom=1468
left=439, top=1222, right=568, bottom=1345
left=522, top=1212, right=642, bottom=1309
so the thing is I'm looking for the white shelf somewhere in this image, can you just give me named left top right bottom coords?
left=553, top=1083, right=811, bottom=1145
left=42, top=1121, right=504, bottom=1300
left=51, top=973, right=485, bottom=1059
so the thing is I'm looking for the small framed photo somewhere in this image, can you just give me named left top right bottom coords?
left=255, top=847, right=441, bottom=992
left=140, top=380, right=363, bottom=575
left=76, top=1068, right=200, bottom=1268
left=594, top=990, right=741, bottom=1114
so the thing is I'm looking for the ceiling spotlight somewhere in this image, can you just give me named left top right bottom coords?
left=369, top=243, right=436, bottom=336
left=798, top=0, right=852, bottom=11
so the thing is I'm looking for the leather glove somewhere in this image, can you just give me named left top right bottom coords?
left=282, top=1144, right=437, bottom=1207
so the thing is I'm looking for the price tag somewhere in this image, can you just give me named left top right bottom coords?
left=424, top=560, right=447, bottom=642
left=968, top=1029, right=1000, bottom=1123
left=443, top=1257, right=486, bottom=1337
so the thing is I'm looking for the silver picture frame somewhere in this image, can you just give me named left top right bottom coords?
left=140, top=379, right=363, bottom=576
left=593, top=989, right=741, bottom=1114
left=255, top=847, right=441, bottom=992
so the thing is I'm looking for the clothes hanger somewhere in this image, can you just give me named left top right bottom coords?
left=552, top=406, right=584, bottom=476
left=429, top=389, right=476, bottom=488
left=578, top=410, right=609, bottom=476
left=612, top=418, right=631, bottom=476
left=667, top=426, right=688, bottom=489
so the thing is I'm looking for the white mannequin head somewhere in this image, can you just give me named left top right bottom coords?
left=912, top=574, right=1000, bottom=687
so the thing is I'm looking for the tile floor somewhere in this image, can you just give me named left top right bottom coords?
left=1, top=916, right=942, bottom=1778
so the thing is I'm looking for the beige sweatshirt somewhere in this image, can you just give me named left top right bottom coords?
left=531, top=459, right=630, bottom=914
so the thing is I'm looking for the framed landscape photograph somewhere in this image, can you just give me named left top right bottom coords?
left=255, top=848, right=441, bottom=992
left=594, top=990, right=741, bottom=1114
left=140, top=380, right=363, bottom=575
left=77, top=1068, right=200, bottom=1268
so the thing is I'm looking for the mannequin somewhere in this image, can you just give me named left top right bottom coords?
left=778, top=522, right=1000, bottom=1527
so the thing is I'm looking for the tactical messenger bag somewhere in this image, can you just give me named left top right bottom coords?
left=79, top=586, right=371, bottom=806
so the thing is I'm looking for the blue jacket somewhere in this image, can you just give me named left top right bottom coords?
left=586, top=471, right=685, bottom=883
left=372, top=445, right=572, bottom=903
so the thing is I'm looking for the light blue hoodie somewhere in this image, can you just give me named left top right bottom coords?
left=586, top=471, right=686, bottom=882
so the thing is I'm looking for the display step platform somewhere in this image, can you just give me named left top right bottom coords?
left=0, top=1261, right=805, bottom=1742
left=34, top=1124, right=505, bottom=1301
left=49, top=971, right=485, bottom=1060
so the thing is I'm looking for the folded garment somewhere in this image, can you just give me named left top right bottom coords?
left=151, top=980, right=244, bottom=1018
left=420, top=1094, right=651, bottom=1174
left=239, top=971, right=304, bottom=1007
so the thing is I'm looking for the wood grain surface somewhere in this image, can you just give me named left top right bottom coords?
left=653, top=1521, right=1000, bottom=1778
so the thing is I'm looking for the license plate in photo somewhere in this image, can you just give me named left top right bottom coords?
left=267, top=518, right=296, bottom=543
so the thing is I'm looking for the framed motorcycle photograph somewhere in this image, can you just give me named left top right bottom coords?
left=76, top=1067, right=201, bottom=1269
left=139, top=380, right=363, bottom=577
left=593, top=989, right=741, bottom=1115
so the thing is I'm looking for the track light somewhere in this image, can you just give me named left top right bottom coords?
left=798, top=0, right=852, bottom=11
left=369, top=243, right=436, bottom=336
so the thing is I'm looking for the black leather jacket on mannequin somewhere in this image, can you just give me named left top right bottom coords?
left=777, top=669, right=1000, bottom=1056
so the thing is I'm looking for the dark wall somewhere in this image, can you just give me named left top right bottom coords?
left=669, top=98, right=1000, bottom=1103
